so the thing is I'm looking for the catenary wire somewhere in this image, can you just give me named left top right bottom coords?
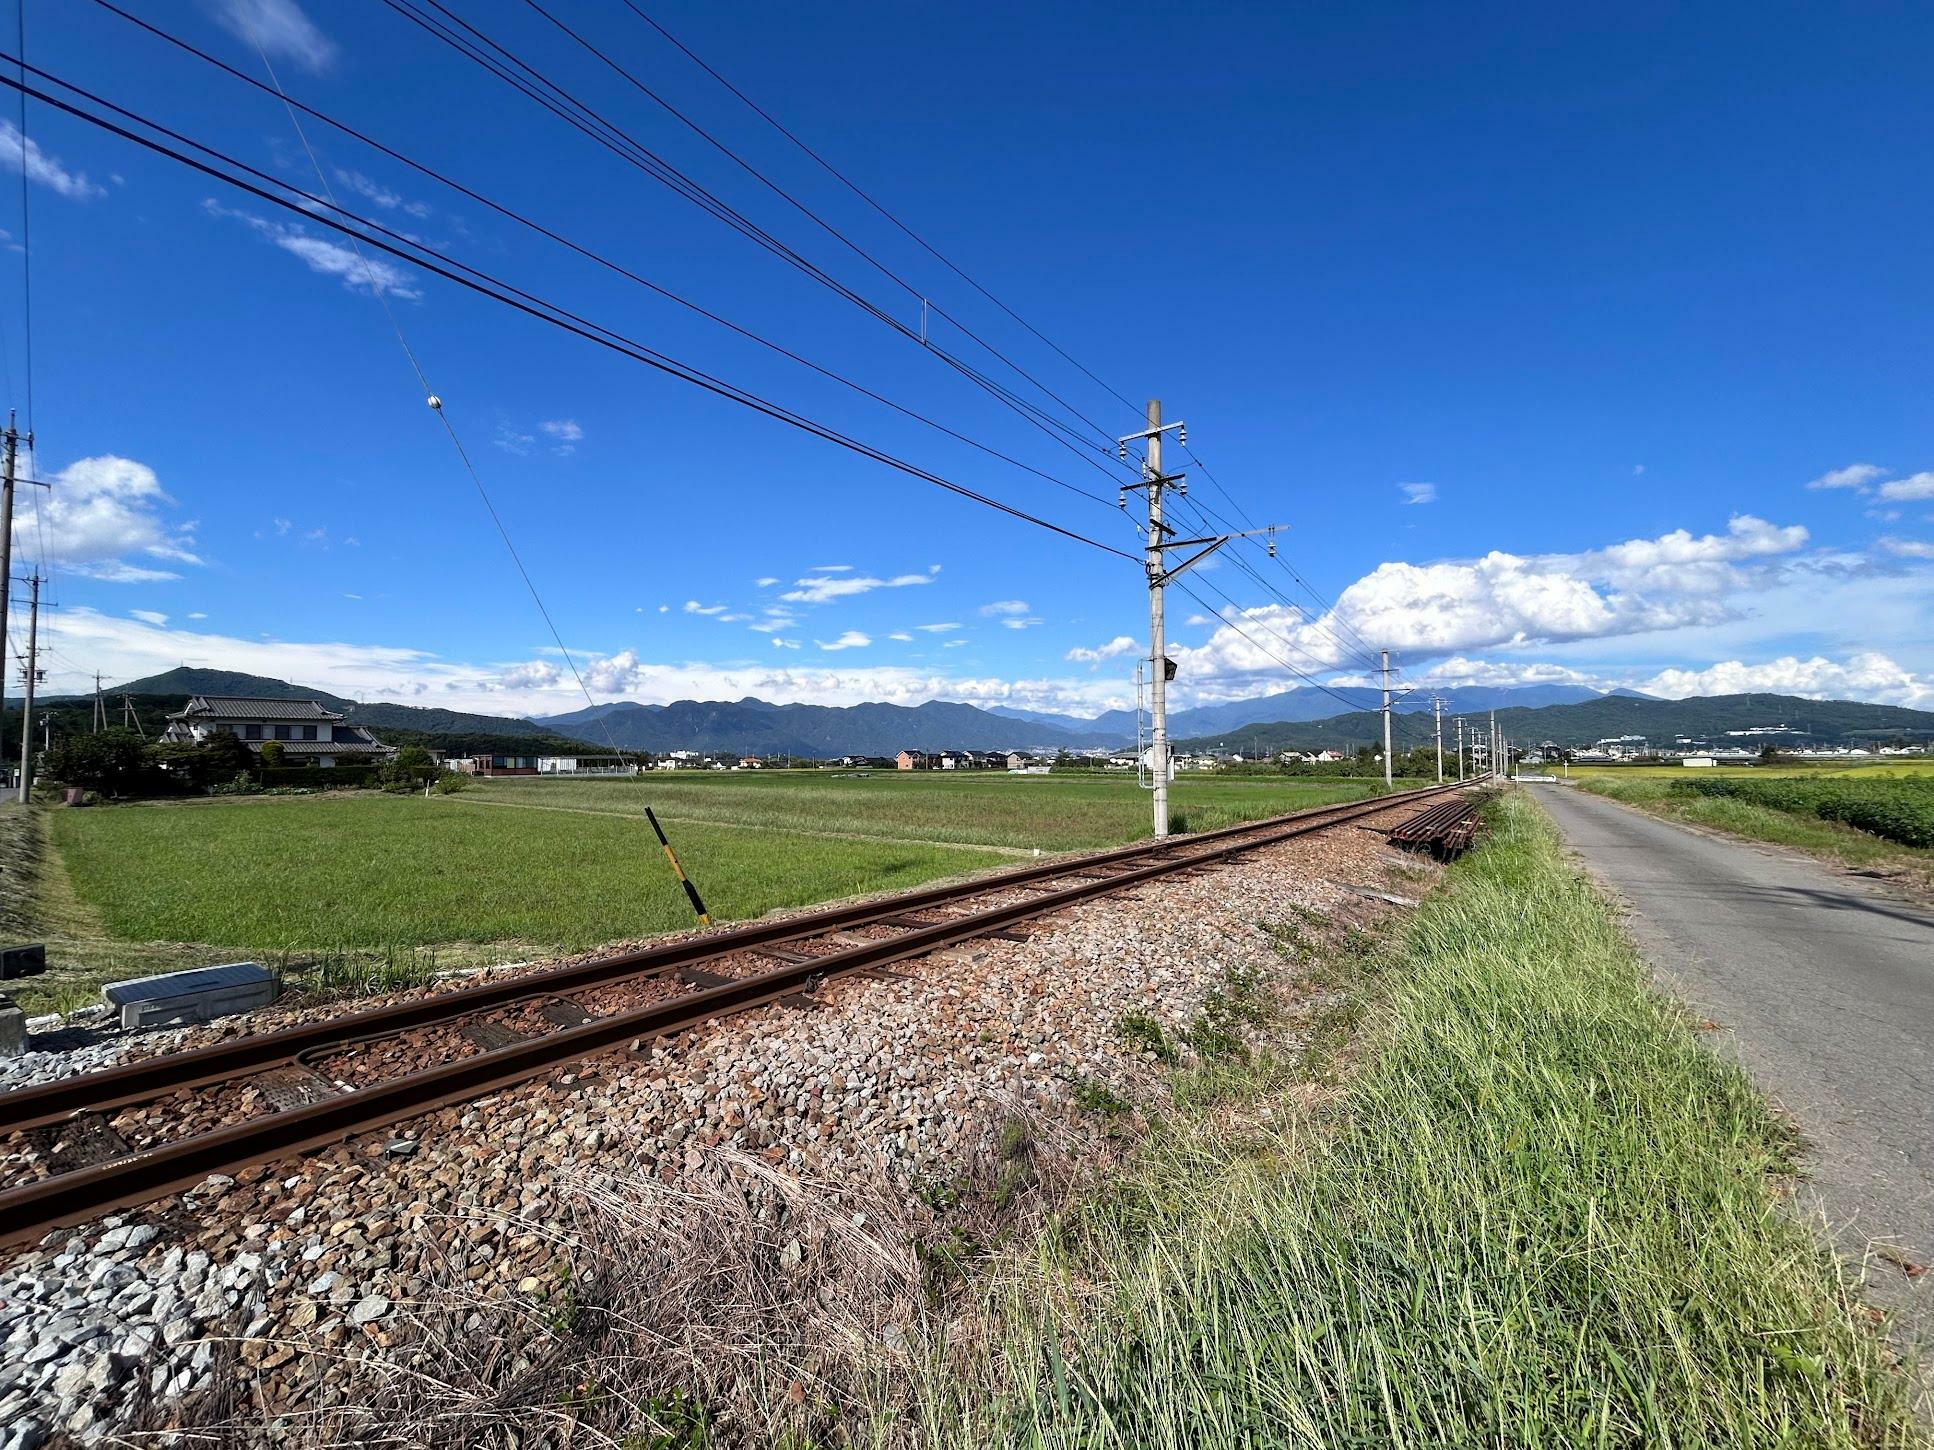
left=83, top=0, right=1121, bottom=513
left=0, top=65, right=1138, bottom=568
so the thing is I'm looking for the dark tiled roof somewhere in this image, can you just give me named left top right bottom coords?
left=172, top=696, right=345, bottom=722
left=260, top=740, right=392, bottom=756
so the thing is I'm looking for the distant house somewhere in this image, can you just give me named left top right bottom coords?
left=451, top=753, right=540, bottom=777
left=537, top=756, right=637, bottom=777
left=162, top=696, right=392, bottom=768
left=896, top=750, right=931, bottom=771
left=1005, top=751, right=1029, bottom=771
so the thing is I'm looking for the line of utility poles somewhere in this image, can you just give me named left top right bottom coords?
left=1124, top=400, right=1286, bottom=839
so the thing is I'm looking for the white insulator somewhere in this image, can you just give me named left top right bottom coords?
left=426, top=394, right=443, bottom=410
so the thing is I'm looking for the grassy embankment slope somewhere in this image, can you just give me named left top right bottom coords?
left=918, top=793, right=1926, bottom=1445
left=1574, top=772, right=1934, bottom=898
left=13, top=773, right=1379, bottom=1012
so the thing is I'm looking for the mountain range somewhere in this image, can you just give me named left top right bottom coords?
left=60, top=668, right=1933, bottom=758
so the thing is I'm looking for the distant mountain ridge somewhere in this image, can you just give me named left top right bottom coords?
left=90, top=669, right=1930, bottom=759
left=1173, top=692, right=1934, bottom=754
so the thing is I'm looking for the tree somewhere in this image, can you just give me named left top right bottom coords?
left=381, top=745, right=438, bottom=788
left=203, top=731, right=255, bottom=778
left=258, top=739, right=286, bottom=768
left=44, top=729, right=150, bottom=795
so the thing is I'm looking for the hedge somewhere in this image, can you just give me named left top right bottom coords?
left=1670, top=776, right=1934, bottom=849
left=256, top=765, right=380, bottom=789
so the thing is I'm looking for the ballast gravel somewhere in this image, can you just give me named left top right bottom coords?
left=0, top=800, right=1448, bottom=1443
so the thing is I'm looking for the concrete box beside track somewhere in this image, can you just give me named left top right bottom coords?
left=103, top=962, right=278, bottom=1030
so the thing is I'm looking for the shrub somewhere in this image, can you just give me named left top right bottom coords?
left=258, top=739, right=286, bottom=768
left=43, top=728, right=149, bottom=795
left=1671, top=776, right=1934, bottom=848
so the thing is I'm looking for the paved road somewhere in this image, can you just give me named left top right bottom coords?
left=1531, top=784, right=1934, bottom=1337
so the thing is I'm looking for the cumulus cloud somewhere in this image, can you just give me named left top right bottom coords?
left=1399, top=481, right=1437, bottom=506
left=682, top=600, right=728, bottom=616
left=815, top=631, right=871, bottom=652
left=203, top=199, right=420, bottom=299
left=1879, top=536, right=1934, bottom=559
left=1879, top=472, right=1934, bottom=502
left=1806, top=463, right=1886, bottom=492
left=1636, top=652, right=1933, bottom=710
left=755, top=577, right=780, bottom=588
left=211, top=0, right=338, bottom=72
left=19, top=455, right=203, bottom=582
left=781, top=566, right=940, bottom=605
left=1066, top=635, right=1139, bottom=664
left=0, top=120, right=106, bottom=201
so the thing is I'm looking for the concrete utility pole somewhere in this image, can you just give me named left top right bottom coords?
left=16, top=572, right=42, bottom=803
left=1379, top=649, right=1394, bottom=788
left=1144, top=401, right=1171, bottom=838
left=1432, top=696, right=1445, bottom=784
left=93, top=671, right=105, bottom=734
left=1120, top=401, right=1284, bottom=839
left=1490, top=711, right=1499, bottom=780
left=0, top=417, right=19, bottom=778
left=1456, top=717, right=1465, bottom=781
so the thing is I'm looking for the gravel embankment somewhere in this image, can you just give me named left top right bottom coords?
left=0, top=804, right=1445, bottom=1444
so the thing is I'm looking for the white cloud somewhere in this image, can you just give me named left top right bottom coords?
left=999, top=617, right=1042, bottom=630
left=1636, top=652, right=1933, bottom=711
left=130, top=609, right=168, bottom=626
left=682, top=600, right=728, bottom=616
left=1879, top=472, right=1934, bottom=502
left=204, top=199, right=420, bottom=299
left=211, top=0, right=338, bottom=72
left=18, top=455, right=203, bottom=582
left=781, top=569, right=937, bottom=605
left=887, top=631, right=913, bottom=642
left=1066, top=635, right=1139, bottom=664
left=333, top=168, right=430, bottom=219
left=915, top=622, right=960, bottom=633
left=1399, top=481, right=1437, bottom=506
left=1878, top=536, right=1934, bottom=559
left=1806, top=463, right=1886, bottom=492
left=815, top=631, right=871, bottom=652
left=539, top=420, right=584, bottom=443
left=755, top=577, right=780, bottom=588
left=812, top=564, right=853, bottom=573
left=187, top=611, right=207, bottom=620
left=0, top=121, right=106, bottom=201
left=980, top=599, right=1030, bottom=617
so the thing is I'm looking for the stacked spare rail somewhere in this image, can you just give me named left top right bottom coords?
left=0, top=782, right=1469, bottom=1246
left=1387, top=791, right=1491, bottom=859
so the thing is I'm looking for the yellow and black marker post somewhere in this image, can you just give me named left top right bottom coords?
left=645, top=807, right=713, bottom=927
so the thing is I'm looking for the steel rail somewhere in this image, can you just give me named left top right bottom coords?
left=0, top=784, right=1462, bottom=1244
left=1, top=783, right=1453, bottom=1135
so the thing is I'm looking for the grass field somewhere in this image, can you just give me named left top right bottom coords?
left=1561, top=757, right=1934, bottom=781
left=1575, top=775, right=1934, bottom=897
left=9, top=772, right=1387, bottom=1013
left=915, top=792, right=1929, bottom=1445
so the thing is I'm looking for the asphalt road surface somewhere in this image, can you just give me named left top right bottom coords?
left=1532, top=783, right=1934, bottom=1339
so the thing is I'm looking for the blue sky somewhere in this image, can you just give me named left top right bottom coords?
left=4, top=0, right=1932, bottom=718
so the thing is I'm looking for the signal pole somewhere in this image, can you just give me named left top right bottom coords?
left=15, top=573, right=42, bottom=803
left=1379, top=650, right=1394, bottom=788
left=1119, top=401, right=1284, bottom=839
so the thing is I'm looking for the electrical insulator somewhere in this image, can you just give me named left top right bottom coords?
left=1178, top=424, right=1187, bottom=446
left=426, top=394, right=443, bottom=411
left=1177, top=479, right=1188, bottom=496
left=1118, top=443, right=1127, bottom=461
left=1117, top=490, right=1126, bottom=508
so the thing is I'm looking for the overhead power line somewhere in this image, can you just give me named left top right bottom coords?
left=374, top=0, right=1132, bottom=483
left=618, top=0, right=1148, bottom=425
left=81, top=1, right=1121, bottom=516
left=0, top=64, right=1138, bottom=567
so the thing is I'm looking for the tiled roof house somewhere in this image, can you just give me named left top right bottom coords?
left=161, top=696, right=393, bottom=767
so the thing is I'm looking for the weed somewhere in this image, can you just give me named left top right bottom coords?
left=1114, top=1010, right=1177, bottom=1063
left=1069, top=1077, right=1130, bottom=1116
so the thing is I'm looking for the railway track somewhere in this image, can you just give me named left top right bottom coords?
left=0, top=782, right=1468, bottom=1246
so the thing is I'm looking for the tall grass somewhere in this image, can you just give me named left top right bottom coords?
left=921, top=794, right=1926, bottom=1446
